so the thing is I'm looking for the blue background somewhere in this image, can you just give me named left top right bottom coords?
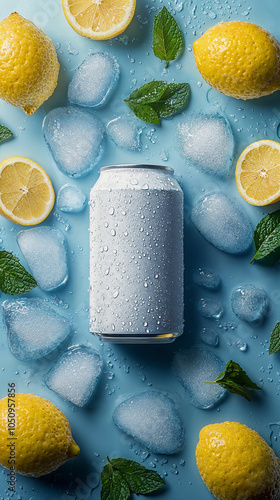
left=0, top=0, right=280, bottom=499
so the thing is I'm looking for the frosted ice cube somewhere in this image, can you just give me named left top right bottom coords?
left=46, top=345, right=103, bottom=407
left=200, top=328, right=219, bottom=346
left=113, top=391, right=184, bottom=454
left=17, top=226, right=68, bottom=292
left=177, top=113, right=234, bottom=177
left=193, top=267, right=220, bottom=289
left=191, top=192, right=253, bottom=254
left=174, top=347, right=226, bottom=409
left=198, top=298, right=223, bottom=319
left=2, top=298, right=71, bottom=361
left=106, top=115, right=142, bottom=151
left=231, top=284, right=269, bottom=323
left=43, top=106, right=104, bottom=178
left=68, top=52, right=120, bottom=108
left=57, top=184, right=87, bottom=213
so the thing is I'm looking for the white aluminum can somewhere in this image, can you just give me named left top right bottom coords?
left=89, top=164, right=184, bottom=343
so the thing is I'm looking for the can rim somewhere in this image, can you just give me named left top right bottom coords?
left=100, top=163, right=174, bottom=173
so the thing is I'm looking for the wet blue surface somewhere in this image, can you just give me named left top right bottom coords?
left=0, top=0, right=280, bottom=499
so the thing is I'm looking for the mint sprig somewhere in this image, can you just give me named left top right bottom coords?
left=206, top=360, right=262, bottom=401
left=124, top=80, right=190, bottom=124
left=0, top=124, right=13, bottom=143
left=101, top=457, right=165, bottom=500
left=152, top=6, right=184, bottom=67
left=251, top=210, right=280, bottom=264
left=0, top=250, right=37, bottom=295
left=269, top=322, right=280, bottom=354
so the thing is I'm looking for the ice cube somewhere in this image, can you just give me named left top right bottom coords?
left=193, top=267, right=220, bottom=289
left=177, top=113, right=234, bottom=177
left=200, top=328, right=219, bottom=346
left=173, top=347, right=226, bottom=409
left=43, top=106, right=105, bottom=178
left=17, top=226, right=68, bottom=292
left=198, top=298, right=223, bottom=319
left=57, top=184, right=87, bottom=213
left=2, top=298, right=71, bottom=361
left=106, top=115, right=142, bottom=151
left=113, top=391, right=184, bottom=454
left=236, top=340, right=248, bottom=351
left=191, top=192, right=253, bottom=254
left=45, top=345, right=103, bottom=407
left=231, top=284, right=269, bottom=323
left=68, top=52, right=120, bottom=108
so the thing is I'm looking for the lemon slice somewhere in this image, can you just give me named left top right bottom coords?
left=0, top=157, right=55, bottom=225
left=62, top=0, right=136, bottom=40
left=235, top=140, right=280, bottom=206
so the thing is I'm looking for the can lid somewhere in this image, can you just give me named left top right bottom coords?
left=100, top=163, right=174, bottom=173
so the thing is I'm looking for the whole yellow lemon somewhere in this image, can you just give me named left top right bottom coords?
left=196, top=421, right=280, bottom=500
left=0, top=393, right=80, bottom=477
left=0, top=13, right=59, bottom=114
left=193, top=21, right=280, bottom=100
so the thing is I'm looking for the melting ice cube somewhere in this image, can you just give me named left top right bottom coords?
left=43, top=106, right=105, bottom=178
left=191, top=192, right=253, bottom=254
left=231, top=284, right=269, bottom=323
left=198, top=298, right=223, bottom=319
left=68, top=52, right=120, bottom=107
left=113, top=391, right=184, bottom=454
left=200, top=328, right=219, bottom=346
left=106, top=115, right=142, bottom=151
left=193, top=267, right=220, bottom=290
left=173, top=347, right=226, bottom=409
left=177, top=113, right=234, bottom=177
left=57, top=184, right=87, bottom=213
left=2, top=298, right=71, bottom=361
left=17, top=226, right=68, bottom=292
left=45, top=345, right=103, bottom=407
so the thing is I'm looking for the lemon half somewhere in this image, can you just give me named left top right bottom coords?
left=62, top=0, right=136, bottom=40
left=235, top=140, right=280, bottom=206
left=0, top=157, right=55, bottom=225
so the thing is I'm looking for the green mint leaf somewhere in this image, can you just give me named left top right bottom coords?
left=152, top=6, right=184, bottom=67
left=125, top=101, right=160, bottom=124
left=125, top=80, right=168, bottom=104
left=110, top=458, right=165, bottom=494
left=251, top=210, right=280, bottom=264
left=151, top=83, right=190, bottom=117
left=206, top=360, right=262, bottom=401
left=100, top=457, right=165, bottom=500
left=0, top=124, right=13, bottom=143
left=125, top=80, right=190, bottom=124
left=0, top=250, right=37, bottom=295
left=101, top=464, right=130, bottom=500
left=269, top=322, right=280, bottom=354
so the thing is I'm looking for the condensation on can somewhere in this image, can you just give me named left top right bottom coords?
left=89, top=164, right=184, bottom=343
